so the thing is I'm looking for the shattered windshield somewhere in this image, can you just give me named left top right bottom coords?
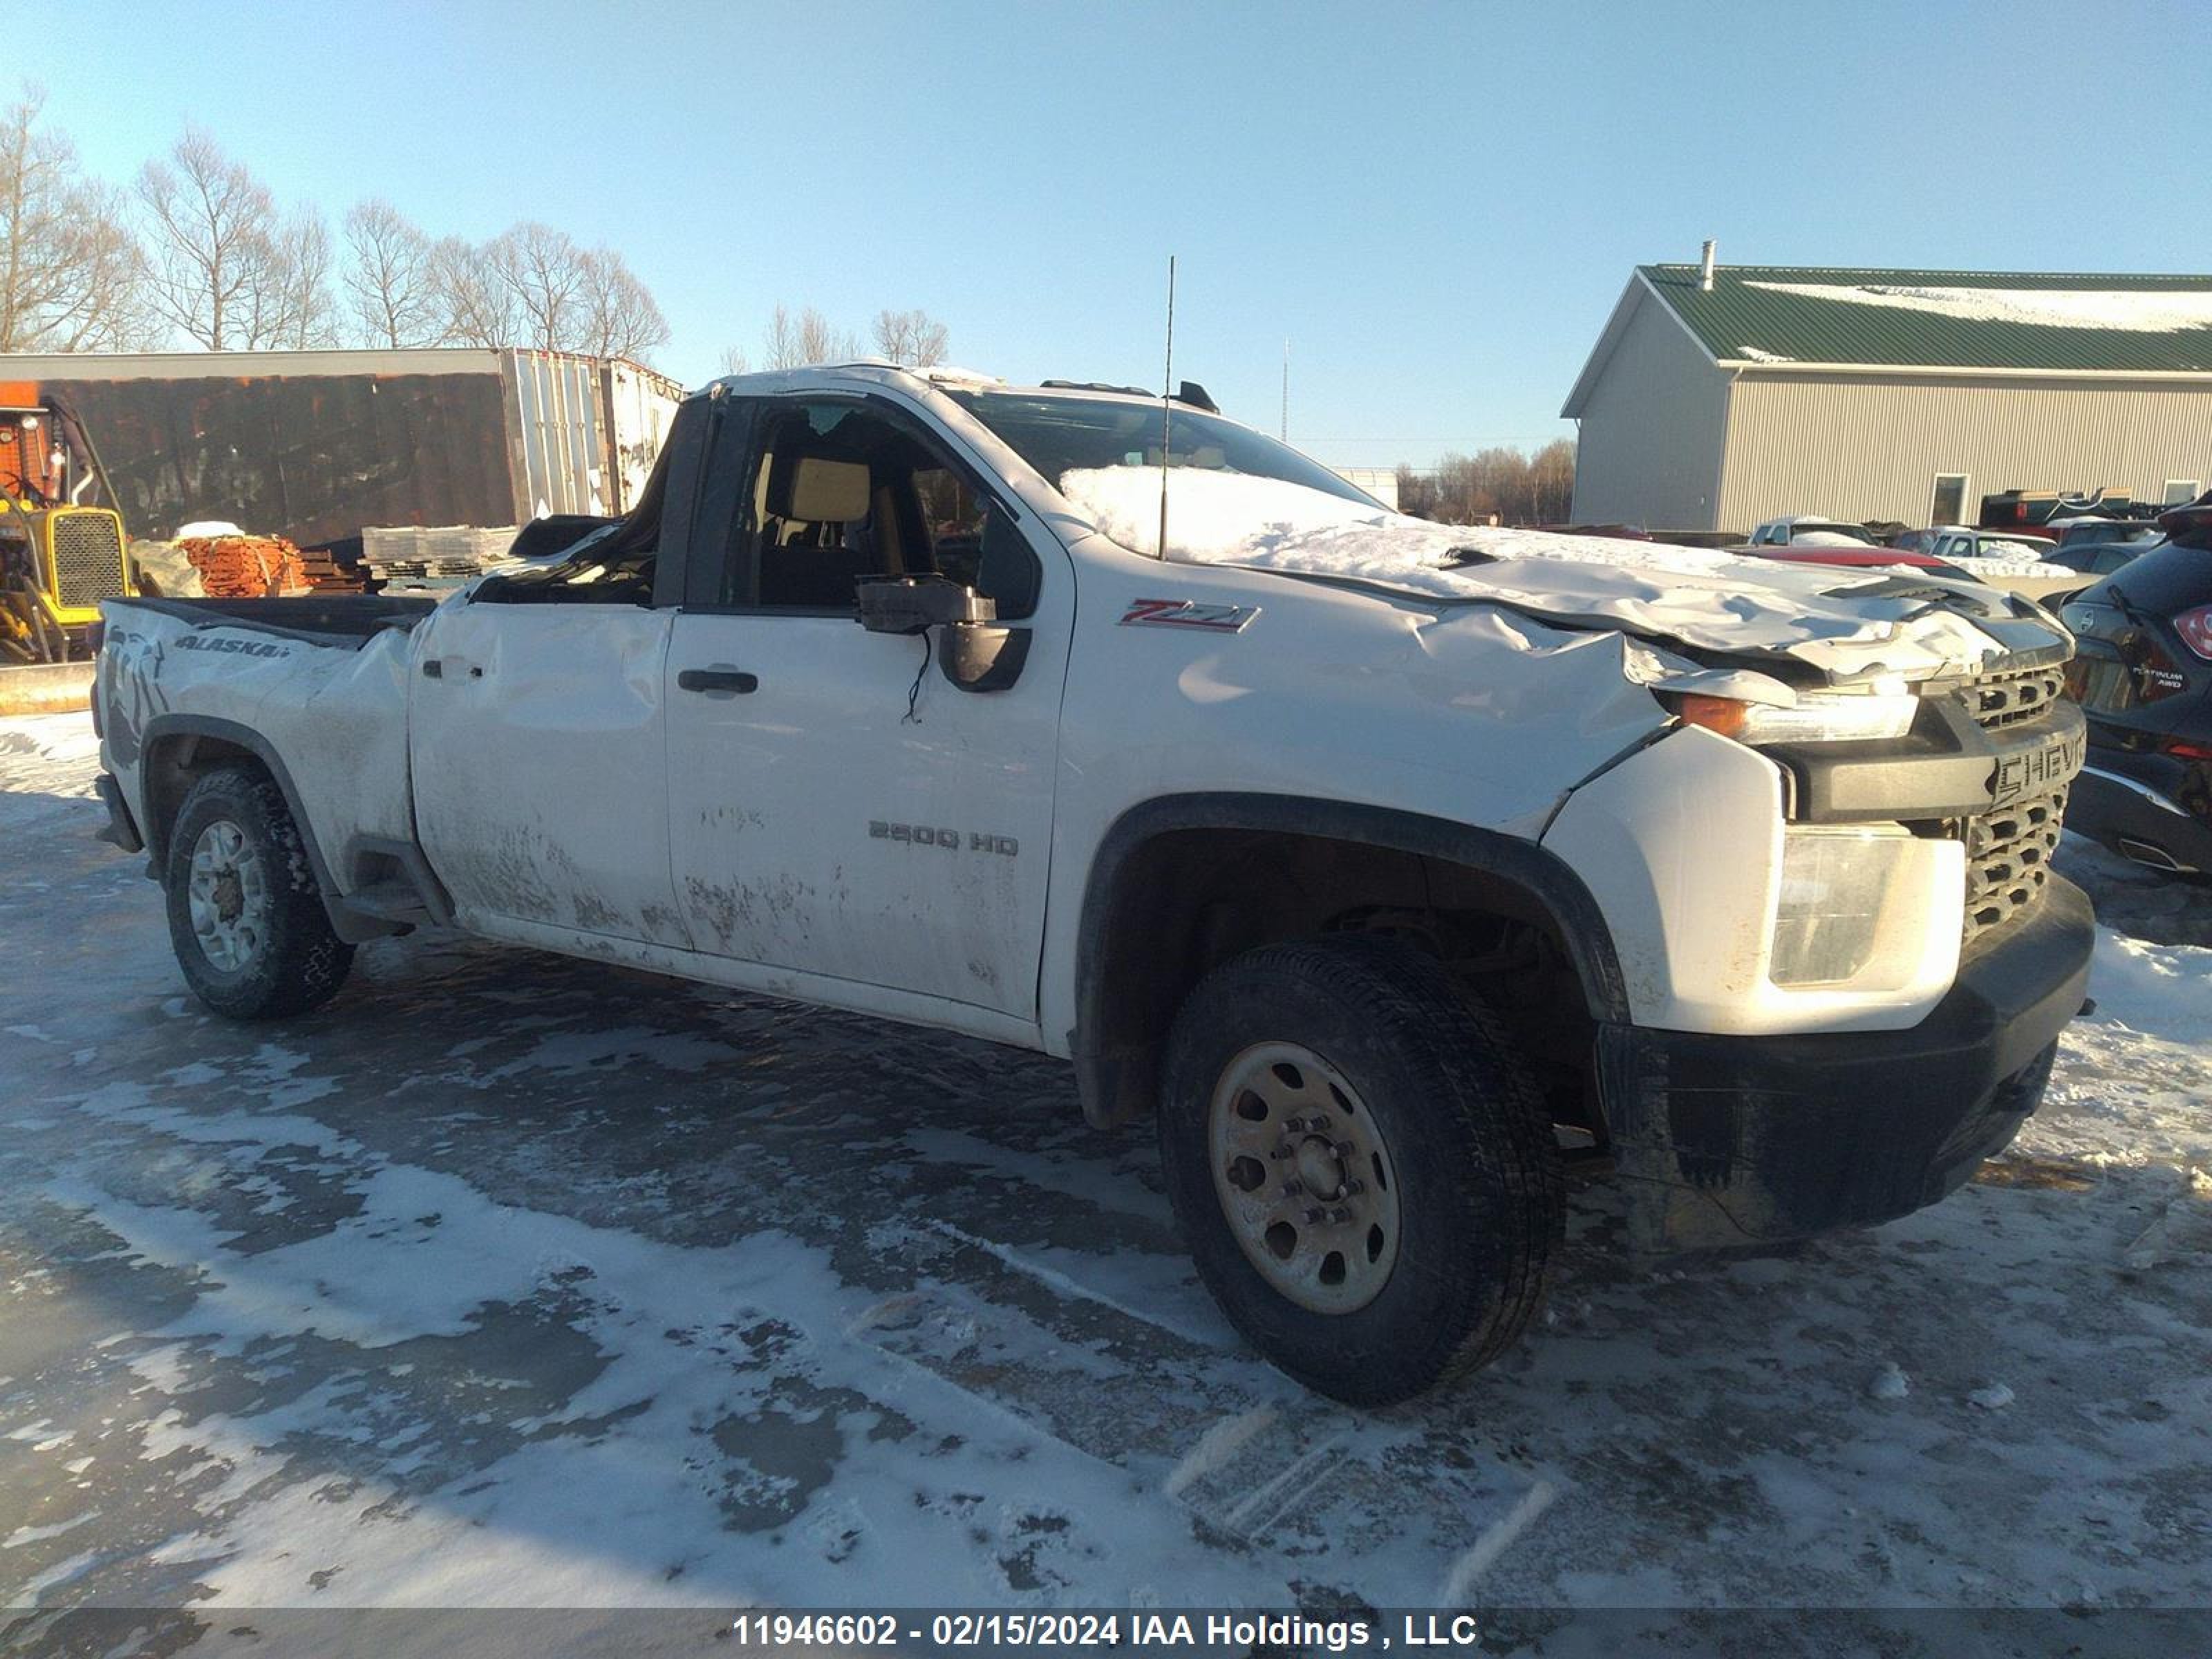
left=947, top=389, right=1379, bottom=509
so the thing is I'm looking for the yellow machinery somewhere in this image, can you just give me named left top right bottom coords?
left=0, top=387, right=133, bottom=664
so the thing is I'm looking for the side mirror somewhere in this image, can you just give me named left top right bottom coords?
left=854, top=575, right=1029, bottom=694
left=938, top=621, right=1031, bottom=693
left=856, top=575, right=995, bottom=635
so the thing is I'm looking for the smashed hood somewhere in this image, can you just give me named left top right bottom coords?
left=1059, top=469, right=2067, bottom=681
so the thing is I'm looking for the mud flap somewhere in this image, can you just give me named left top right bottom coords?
left=93, top=771, right=144, bottom=854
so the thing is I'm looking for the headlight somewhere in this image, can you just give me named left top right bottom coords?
left=1770, top=828, right=1897, bottom=985
left=1670, top=689, right=1918, bottom=744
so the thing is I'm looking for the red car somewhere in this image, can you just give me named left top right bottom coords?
left=1747, top=544, right=1965, bottom=574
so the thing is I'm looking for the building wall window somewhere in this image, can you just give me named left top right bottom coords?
left=2165, top=479, right=2202, bottom=505
left=1929, top=474, right=1969, bottom=525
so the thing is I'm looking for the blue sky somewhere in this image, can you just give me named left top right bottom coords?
left=19, top=0, right=2209, bottom=468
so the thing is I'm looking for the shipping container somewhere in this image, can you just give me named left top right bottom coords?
left=0, top=348, right=685, bottom=547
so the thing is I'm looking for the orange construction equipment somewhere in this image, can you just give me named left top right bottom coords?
left=0, top=383, right=133, bottom=664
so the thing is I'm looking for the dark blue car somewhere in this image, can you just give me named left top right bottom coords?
left=2061, top=496, right=2212, bottom=877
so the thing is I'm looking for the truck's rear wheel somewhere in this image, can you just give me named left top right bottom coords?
left=1158, top=935, right=1562, bottom=1404
left=164, top=766, right=353, bottom=1020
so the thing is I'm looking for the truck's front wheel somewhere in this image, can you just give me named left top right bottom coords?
left=1158, top=935, right=1562, bottom=1405
left=164, top=766, right=354, bottom=1020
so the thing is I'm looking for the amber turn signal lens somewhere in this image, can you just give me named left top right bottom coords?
left=1673, top=695, right=1749, bottom=739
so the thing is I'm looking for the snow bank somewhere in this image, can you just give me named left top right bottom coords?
left=1058, top=467, right=2043, bottom=678
left=2091, top=929, right=2212, bottom=1046
left=1743, top=281, right=2212, bottom=335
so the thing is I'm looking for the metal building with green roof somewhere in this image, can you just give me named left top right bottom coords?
left=1560, top=248, right=2212, bottom=533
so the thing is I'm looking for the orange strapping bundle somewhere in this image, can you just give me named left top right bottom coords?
left=180, top=536, right=308, bottom=599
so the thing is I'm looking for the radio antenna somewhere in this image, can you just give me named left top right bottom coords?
left=1158, top=254, right=1175, bottom=561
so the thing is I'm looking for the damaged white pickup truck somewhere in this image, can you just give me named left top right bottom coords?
left=91, top=364, right=2094, bottom=1403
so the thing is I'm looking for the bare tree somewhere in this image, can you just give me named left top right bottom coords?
left=870, top=307, right=948, bottom=367
left=0, top=88, right=148, bottom=350
left=762, top=303, right=801, bottom=370
left=718, top=343, right=751, bottom=376
left=426, top=235, right=515, bottom=347
left=135, top=128, right=280, bottom=348
left=342, top=198, right=436, bottom=347
left=1528, top=438, right=1576, bottom=525
left=1394, top=465, right=1438, bottom=521
left=1394, top=438, right=1577, bottom=526
left=486, top=221, right=587, bottom=352
left=263, top=209, right=339, bottom=348
left=760, top=302, right=860, bottom=368
left=797, top=306, right=858, bottom=365
left=577, top=245, right=668, bottom=361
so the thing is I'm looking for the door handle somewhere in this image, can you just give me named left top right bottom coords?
left=677, top=666, right=758, bottom=697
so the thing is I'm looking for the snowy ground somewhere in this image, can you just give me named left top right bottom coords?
left=1, top=711, right=2209, bottom=1653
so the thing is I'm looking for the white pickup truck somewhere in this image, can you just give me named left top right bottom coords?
left=91, top=364, right=2094, bottom=1404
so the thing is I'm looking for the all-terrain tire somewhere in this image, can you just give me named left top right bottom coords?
left=164, top=765, right=354, bottom=1020
left=1158, top=934, right=1563, bottom=1405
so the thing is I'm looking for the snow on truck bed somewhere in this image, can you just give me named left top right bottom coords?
left=1060, top=469, right=2054, bottom=678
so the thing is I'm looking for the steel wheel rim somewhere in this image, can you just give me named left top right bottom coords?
left=186, top=820, right=268, bottom=974
left=1206, top=1040, right=1402, bottom=1313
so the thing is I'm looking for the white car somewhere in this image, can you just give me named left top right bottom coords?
left=91, top=364, right=2094, bottom=1403
left=1919, top=526, right=2056, bottom=563
left=1908, top=526, right=2084, bottom=601
left=1745, top=515, right=1883, bottom=548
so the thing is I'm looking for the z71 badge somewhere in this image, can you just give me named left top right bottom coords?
left=1118, top=598, right=1260, bottom=634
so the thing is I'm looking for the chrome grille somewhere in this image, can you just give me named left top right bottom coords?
left=1949, top=655, right=2080, bottom=947
left=1964, top=664, right=2066, bottom=731
left=50, top=512, right=126, bottom=608
left=1962, top=785, right=2066, bottom=945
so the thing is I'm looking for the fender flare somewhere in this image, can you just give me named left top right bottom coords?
left=137, top=713, right=403, bottom=944
left=1069, top=791, right=1631, bottom=1125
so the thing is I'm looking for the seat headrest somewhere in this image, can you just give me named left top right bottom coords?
left=782, top=456, right=871, bottom=523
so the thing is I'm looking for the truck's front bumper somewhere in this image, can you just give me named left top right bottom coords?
left=1596, top=875, right=2094, bottom=1251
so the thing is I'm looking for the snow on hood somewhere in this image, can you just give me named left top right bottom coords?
left=1942, top=553, right=2077, bottom=579
left=1058, top=468, right=2063, bottom=680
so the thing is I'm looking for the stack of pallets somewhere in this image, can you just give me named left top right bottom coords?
left=361, top=525, right=519, bottom=591
left=179, top=536, right=309, bottom=599
left=298, top=545, right=364, bottom=593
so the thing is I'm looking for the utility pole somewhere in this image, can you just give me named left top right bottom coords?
left=1158, top=256, right=1175, bottom=560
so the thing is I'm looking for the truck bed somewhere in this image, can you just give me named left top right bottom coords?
left=98, top=595, right=433, bottom=926
left=113, top=595, right=436, bottom=647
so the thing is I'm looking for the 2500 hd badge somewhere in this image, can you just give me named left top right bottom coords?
left=870, top=820, right=1020, bottom=856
